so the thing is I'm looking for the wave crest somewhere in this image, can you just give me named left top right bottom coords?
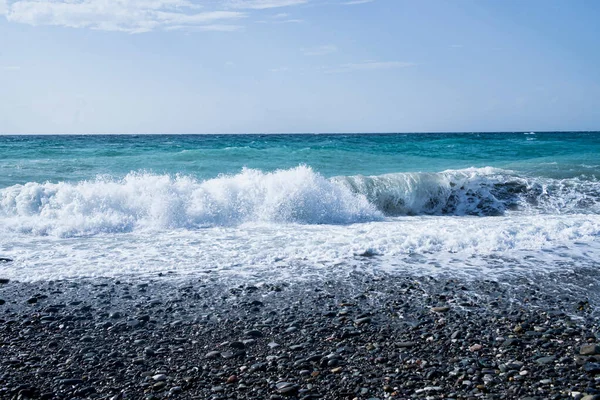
left=1, top=166, right=599, bottom=237
left=0, top=166, right=380, bottom=236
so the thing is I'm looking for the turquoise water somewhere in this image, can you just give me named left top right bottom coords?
left=1, top=132, right=599, bottom=187
left=1, top=132, right=599, bottom=282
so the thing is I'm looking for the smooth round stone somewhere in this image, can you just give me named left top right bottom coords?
left=276, top=382, right=298, bottom=395
left=229, top=341, right=245, bottom=349
left=354, top=317, right=372, bottom=325
left=205, top=351, right=220, bottom=359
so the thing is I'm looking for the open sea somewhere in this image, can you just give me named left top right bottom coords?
left=1, top=132, right=599, bottom=282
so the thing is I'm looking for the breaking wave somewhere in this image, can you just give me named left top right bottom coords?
left=1, top=165, right=599, bottom=236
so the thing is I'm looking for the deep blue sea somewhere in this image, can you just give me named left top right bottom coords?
left=1, top=132, right=599, bottom=282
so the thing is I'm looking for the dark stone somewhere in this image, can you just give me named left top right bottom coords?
left=229, top=341, right=245, bottom=349
left=275, top=382, right=298, bottom=396
left=60, top=379, right=83, bottom=386
left=584, top=363, right=600, bottom=373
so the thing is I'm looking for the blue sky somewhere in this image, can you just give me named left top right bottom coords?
left=1, top=0, right=599, bottom=133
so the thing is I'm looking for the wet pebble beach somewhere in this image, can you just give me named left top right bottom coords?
left=1, top=269, right=600, bottom=400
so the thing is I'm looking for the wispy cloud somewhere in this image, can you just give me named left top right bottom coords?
left=4, top=1, right=246, bottom=33
left=303, top=45, right=337, bottom=56
left=0, top=1, right=7, bottom=16
left=226, top=0, right=308, bottom=9
left=2, top=66, right=21, bottom=71
left=256, top=11, right=302, bottom=24
left=343, top=0, right=374, bottom=5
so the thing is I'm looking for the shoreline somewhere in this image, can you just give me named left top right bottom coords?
left=1, top=271, right=599, bottom=399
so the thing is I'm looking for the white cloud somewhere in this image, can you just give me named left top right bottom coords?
left=343, top=0, right=374, bottom=4
left=303, top=44, right=337, bottom=56
left=256, top=12, right=302, bottom=24
left=4, top=0, right=246, bottom=33
left=226, top=0, right=307, bottom=9
left=3, top=66, right=21, bottom=71
left=0, top=0, right=7, bottom=16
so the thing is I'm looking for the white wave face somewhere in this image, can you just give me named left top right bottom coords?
left=0, top=166, right=599, bottom=238
left=0, top=166, right=380, bottom=237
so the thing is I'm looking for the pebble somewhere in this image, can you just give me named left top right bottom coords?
left=581, top=344, right=600, bottom=355
left=275, top=382, right=298, bottom=395
left=229, top=341, right=245, bottom=349
left=205, top=351, right=220, bottom=359
left=536, top=356, right=555, bottom=365
left=584, top=363, right=600, bottom=373
left=469, top=344, right=482, bottom=352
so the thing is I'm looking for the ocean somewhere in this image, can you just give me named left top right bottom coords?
left=1, top=132, right=599, bottom=283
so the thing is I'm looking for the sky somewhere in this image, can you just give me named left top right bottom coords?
left=1, top=0, right=599, bottom=134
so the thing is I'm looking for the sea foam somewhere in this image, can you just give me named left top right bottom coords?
left=0, top=165, right=598, bottom=237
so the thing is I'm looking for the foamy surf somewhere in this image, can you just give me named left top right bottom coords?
left=1, top=164, right=599, bottom=282
left=1, top=166, right=599, bottom=237
left=1, top=214, right=599, bottom=282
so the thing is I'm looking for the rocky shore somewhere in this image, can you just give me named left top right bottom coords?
left=1, top=269, right=600, bottom=400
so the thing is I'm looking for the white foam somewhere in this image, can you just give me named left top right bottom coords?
left=1, top=166, right=598, bottom=238
left=0, top=166, right=380, bottom=237
left=1, top=214, right=599, bottom=282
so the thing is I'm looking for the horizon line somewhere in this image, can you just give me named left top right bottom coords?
left=1, top=130, right=600, bottom=136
